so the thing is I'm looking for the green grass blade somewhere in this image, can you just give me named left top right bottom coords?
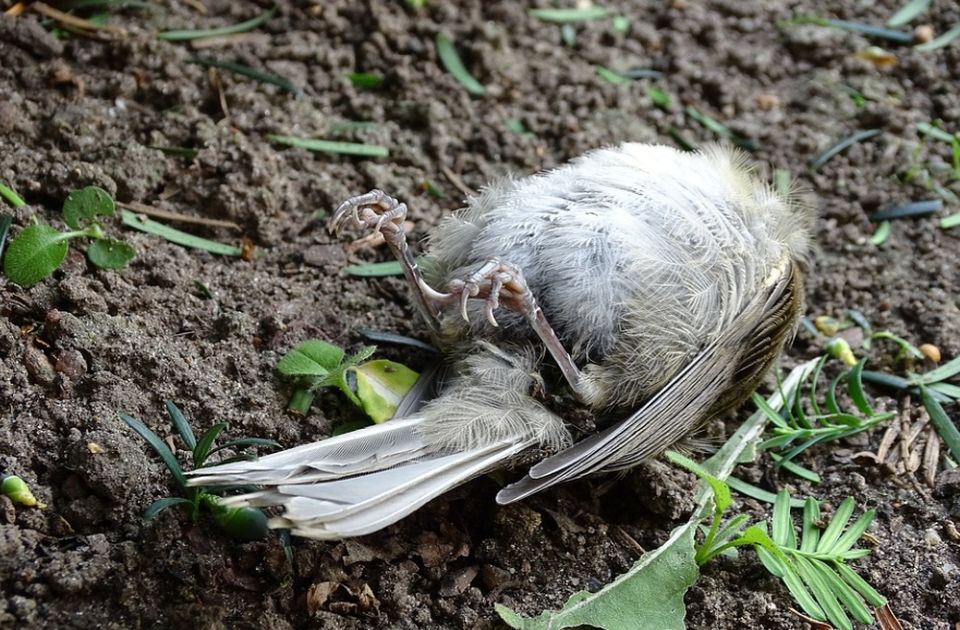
left=753, top=392, right=790, bottom=429
left=344, top=260, right=404, bottom=277
left=157, top=7, right=276, bottom=41
left=921, top=386, right=960, bottom=461
left=816, top=497, right=856, bottom=553
left=121, top=209, right=241, bottom=255
left=0, top=182, right=26, bottom=208
left=164, top=401, right=196, bottom=450
left=144, top=496, right=192, bottom=520
left=780, top=560, right=826, bottom=620
left=770, top=453, right=822, bottom=483
left=666, top=450, right=731, bottom=512
left=847, top=359, right=874, bottom=415
left=726, top=477, right=806, bottom=507
left=685, top=106, right=756, bottom=151
left=941, top=212, right=960, bottom=229
left=268, top=135, right=389, bottom=157
left=870, top=199, right=942, bottom=221
left=887, top=0, right=931, bottom=26
left=839, top=549, right=872, bottom=560
left=825, top=372, right=843, bottom=415
left=528, top=7, right=609, bottom=22
left=914, top=355, right=960, bottom=384
left=712, top=514, right=750, bottom=547
left=435, top=33, right=486, bottom=96
left=120, top=413, right=187, bottom=491
left=0, top=214, right=11, bottom=262
left=188, top=57, right=299, bottom=93
left=807, top=355, right=828, bottom=418
left=869, top=220, right=891, bottom=245
left=808, top=129, right=882, bottom=171
left=929, top=382, right=960, bottom=399
left=193, top=423, right=228, bottom=468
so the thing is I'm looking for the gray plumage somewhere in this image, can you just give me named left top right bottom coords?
left=188, top=143, right=814, bottom=539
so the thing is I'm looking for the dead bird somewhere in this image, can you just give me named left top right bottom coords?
left=188, top=143, right=814, bottom=539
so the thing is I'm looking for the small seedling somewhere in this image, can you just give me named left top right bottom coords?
left=754, top=355, right=897, bottom=482
left=276, top=339, right=419, bottom=423
left=669, top=452, right=886, bottom=630
left=1, top=474, right=44, bottom=508
left=3, top=186, right=135, bottom=286
left=121, top=401, right=281, bottom=541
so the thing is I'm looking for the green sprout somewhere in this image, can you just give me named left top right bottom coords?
left=121, top=401, right=281, bottom=541
left=753, top=356, right=897, bottom=483
left=668, top=452, right=886, bottom=630
left=2, top=186, right=135, bottom=287
left=1, top=474, right=44, bottom=508
left=276, top=339, right=419, bottom=423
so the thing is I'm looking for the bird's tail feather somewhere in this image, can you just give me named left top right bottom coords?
left=188, top=415, right=533, bottom=538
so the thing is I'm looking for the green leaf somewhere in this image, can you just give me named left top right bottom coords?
left=193, top=423, right=227, bottom=468
left=772, top=490, right=797, bottom=548
left=830, top=509, right=875, bottom=554
left=808, top=129, right=883, bottom=171
left=846, top=359, right=874, bottom=416
left=595, top=66, right=627, bottom=85
left=277, top=339, right=345, bottom=377
left=913, top=355, right=960, bottom=384
left=121, top=209, right=241, bottom=256
left=435, top=33, right=486, bottom=96
left=347, top=72, right=384, bottom=88
left=62, top=186, right=115, bottom=229
left=188, top=57, right=299, bottom=94
left=494, top=524, right=698, bottom=629
left=887, top=0, right=931, bottom=27
left=86, top=238, right=135, bottom=269
left=165, top=400, right=196, bottom=450
left=914, top=22, right=960, bottom=52
left=726, top=477, right=808, bottom=507
left=3, top=224, right=72, bottom=286
left=800, top=497, right=822, bottom=553
left=204, top=496, right=269, bottom=541
left=342, top=345, right=378, bottom=369
left=795, top=556, right=851, bottom=630
left=157, top=7, right=276, bottom=41
left=921, top=385, right=960, bottom=461
left=528, top=6, right=609, bottom=22
left=144, top=496, right=192, bottom=520
left=833, top=561, right=888, bottom=607
left=268, top=135, right=389, bottom=157
left=120, top=413, right=187, bottom=491
left=665, top=450, right=731, bottom=513
left=812, top=559, right=873, bottom=625
left=816, top=497, right=855, bottom=553
left=869, top=220, right=891, bottom=245
left=344, top=260, right=405, bottom=277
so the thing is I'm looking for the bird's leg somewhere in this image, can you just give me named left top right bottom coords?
left=332, top=191, right=597, bottom=402
left=331, top=190, right=449, bottom=332
left=435, top=258, right=600, bottom=404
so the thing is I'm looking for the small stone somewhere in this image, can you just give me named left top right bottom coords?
left=439, top=565, right=478, bottom=597
left=55, top=349, right=87, bottom=380
left=23, top=347, right=56, bottom=385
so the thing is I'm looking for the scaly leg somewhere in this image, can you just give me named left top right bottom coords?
left=331, top=191, right=598, bottom=402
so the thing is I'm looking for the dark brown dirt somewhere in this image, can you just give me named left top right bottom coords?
left=1, top=1, right=959, bottom=628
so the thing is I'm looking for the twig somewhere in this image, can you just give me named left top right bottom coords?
left=118, top=201, right=241, bottom=231
left=179, top=0, right=208, bottom=14
left=31, top=2, right=127, bottom=34
left=440, top=164, right=476, bottom=198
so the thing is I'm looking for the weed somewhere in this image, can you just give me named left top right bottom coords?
left=121, top=401, right=281, bottom=541
left=3, top=186, right=135, bottom=287
left=276, top=339, right=418, bottom=423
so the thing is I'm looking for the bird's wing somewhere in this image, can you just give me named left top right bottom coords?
left=497, top=262, right=802, bottom=504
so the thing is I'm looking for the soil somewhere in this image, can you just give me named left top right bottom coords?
left=1, top=1, right=959, bottom=628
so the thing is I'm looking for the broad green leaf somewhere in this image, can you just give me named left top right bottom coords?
left=495, top=524, right=697, bottom=630
left=276, top=340, right=345, bottom=377
left=62, top=185, right=115, bottom=229
left=2, top=224, right=71, bottom=286
left=87, top=238, right=135, bottom=269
